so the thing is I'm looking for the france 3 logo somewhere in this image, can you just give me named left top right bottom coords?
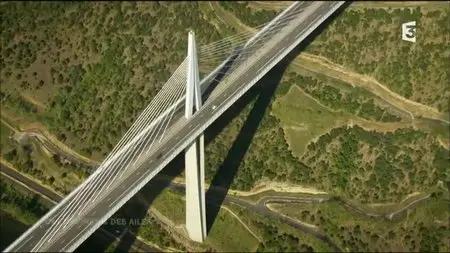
left=402, top=21, right=416, bottom=43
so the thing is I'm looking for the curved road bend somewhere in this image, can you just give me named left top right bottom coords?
left=2, top=162, right=342, bottom=252
left=3, top=156, right=434, bottom=252
left=221, top=196, right=342, bottom=252
left=10, top=117, right=435, bottom=224
left=14, top=130, right=99, bottom=171
left=0, top=164, right=158, bottom=253
left=4, top=121, right=435, bottom=253
left=164, top=179, right=342, bottom=252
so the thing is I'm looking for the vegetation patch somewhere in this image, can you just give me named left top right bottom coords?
left=219, top=1, right=279, bottom=27
left=151, top=188, right=185, bottom=225
left=0, top=179, right=49, bottom=225
left=1, top=2, right=223, bottom=159
left=305, top=6, right=450, bottom=112
left=1, top=122, right=88, bottom=195
left=205, top=207, right=260, bottom=252
left=302, top=125, right=448, bottom=202
left=136, top=213, right=186, bottom=251
left=204, top=81, right=314, bottom=192
left=228, top=202, right=333, bottom=252
left=272, top=84, right=350, bottom=156
left=282, top=72, right=404, bottom=123
left=270, top=191, right=449, bottom=252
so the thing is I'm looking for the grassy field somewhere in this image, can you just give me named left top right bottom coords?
left=0, top=121, right=14, bottom=152
left=283, top=70, right=406, bottom=123
left=205, top=207, right=260, bottom=252
left=150, top=188, right=186, bottom=226
left=135, top=213, right=186, bottom=251
left=272, top=85, right=350, bottom=156
left=198, top=2, right=237, bottom=38
left=270, top=191, right=449, bottom=252
left=142, top=187, right=261, bottom=252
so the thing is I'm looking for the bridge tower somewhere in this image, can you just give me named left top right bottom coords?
left=185, top=30, right=207, bottom=242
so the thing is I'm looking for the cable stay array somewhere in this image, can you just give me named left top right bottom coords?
left=25, top=2, right=308, bottom=250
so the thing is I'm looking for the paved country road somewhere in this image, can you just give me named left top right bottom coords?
left=13, top=129, right=99, bottom=171
left=1, top=164, right=62, bottom=203
left=161, top=178, right=343, bottom=252
left=2, top=154, right=435, bottom=252
left=1, top=161, right=342, bottom=252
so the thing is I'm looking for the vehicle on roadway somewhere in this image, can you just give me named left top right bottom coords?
left=212, top=105, right=217, bottom=110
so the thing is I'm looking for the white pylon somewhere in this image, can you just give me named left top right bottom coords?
left=185, top=30, right=207, bottom=243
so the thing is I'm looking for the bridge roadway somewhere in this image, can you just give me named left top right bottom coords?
left=8, top=1, right=344, bottom=251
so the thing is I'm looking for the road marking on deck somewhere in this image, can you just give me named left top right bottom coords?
left=19, top=236, right=34, bottom=248
left=257, top=52, right=281, bottom=73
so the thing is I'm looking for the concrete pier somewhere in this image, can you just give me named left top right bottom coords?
left=185, top=31, right=207, bottom=242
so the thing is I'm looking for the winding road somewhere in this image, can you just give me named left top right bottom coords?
left=1, top=163, right=343, bottom=252
left=1, top=121, right=436, bottom=252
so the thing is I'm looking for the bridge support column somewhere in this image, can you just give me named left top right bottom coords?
left=185, top=30, right=207, bottom=243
